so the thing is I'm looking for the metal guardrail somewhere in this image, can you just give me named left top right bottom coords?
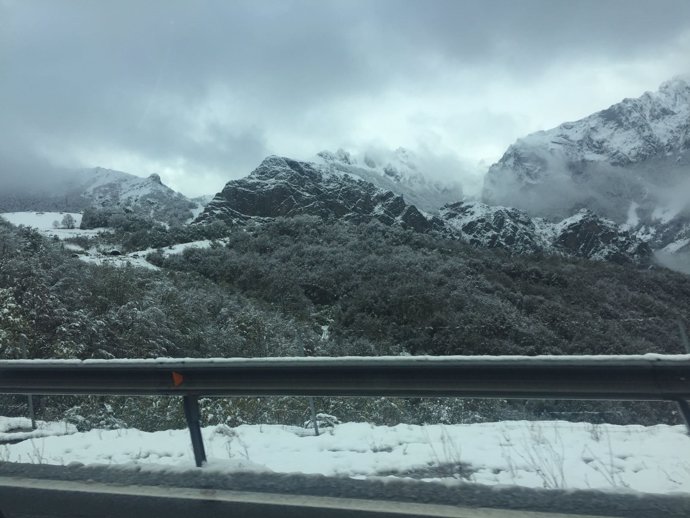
left=1, top=355, right=689, bottom=467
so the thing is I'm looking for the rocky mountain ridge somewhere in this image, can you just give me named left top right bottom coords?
left=196, top=155, right=436, bottom=232
left=196, top=155, right=651, bottom=265
left=441, top=203, right=651, bottom=264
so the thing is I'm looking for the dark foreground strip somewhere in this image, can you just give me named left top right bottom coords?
left=0, top=476, right=616, bottom=518
left=0, top=463, right=688, bottom=518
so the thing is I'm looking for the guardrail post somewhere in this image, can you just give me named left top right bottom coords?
left=182, top=395, right=206, bottom=467
left=676, top=399, right=690, bottom=435
left=308, top=397, right=320, bottom=436
left=27, top=395, right=36, bottom=430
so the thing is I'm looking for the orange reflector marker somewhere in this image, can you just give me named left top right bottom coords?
left=172, top=371, right=184, bottom=387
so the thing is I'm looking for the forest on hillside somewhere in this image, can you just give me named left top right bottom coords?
left=0, top=215, right=688, bottom=430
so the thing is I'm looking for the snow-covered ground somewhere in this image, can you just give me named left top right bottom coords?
left=78, top=252, right=160, bottom=270
left=0, top=417, right=76, bottom=443
left=0, top=212, right=104, bottom=239
left=77, top=239, right=223, bottom=270
left=3, top=420, right=689, bottom=494
left=1, top=211, right=222, bottom=269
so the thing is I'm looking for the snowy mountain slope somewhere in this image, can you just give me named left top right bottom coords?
left=552, top=209, right=652, bottom=263
left=482, top=78, right=690, bottom=257
left=69, top=167, right=199, bottom=225
left=316, top=148, right=464, bottom=213
left=0, top=167, right=205, bottom=226
left=441, top=202, right=552, bottom=254
left=487, top=78, right=690, bottom=182
left=440, top=203, right=651, bottom=264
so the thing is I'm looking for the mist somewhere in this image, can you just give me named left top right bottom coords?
left=655, top=250, right=690, bottom=275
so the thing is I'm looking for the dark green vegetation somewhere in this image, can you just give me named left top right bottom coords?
left=0, top=216, right=688, bottom=429
left=79, top=207, right=229, bottom=251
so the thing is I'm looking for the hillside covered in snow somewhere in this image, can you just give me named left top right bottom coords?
left=0, top=167, right=203, bottom=226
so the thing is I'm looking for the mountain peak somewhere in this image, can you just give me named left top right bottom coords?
left=658, top=76, right=690, bottom=96
left=482, top=77, right=690, bottom=259
left=317, top=148, right=356, bottom=165
left=484, top=78, right=690, bottom=212
left=315, top=147, right=463, bottom=212
left=195, top=155, right=435, bottom=232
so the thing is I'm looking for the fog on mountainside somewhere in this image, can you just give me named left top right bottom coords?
left=483, top=78, right=690, bottom=216
left=484, top=158, right=690, bottom=222
left=482, top=78, right=690, bottom=265
left=656, top=249, right=690, bottom=274
left=0, top=149, right=73, bottom=194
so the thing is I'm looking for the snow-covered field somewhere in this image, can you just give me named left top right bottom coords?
left=3, top=420, right=689, bottom=494
left=0, top=212, right=103, bottom=239
left=1, top=211, right=221, bottom=269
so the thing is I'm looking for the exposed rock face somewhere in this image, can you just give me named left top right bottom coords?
left=482, top=78, right=690, bottom=260
left=148, top=173, right=162, bottom=185
left=195, top=156, right=437, bottom=232
left=440, top=203, right=652, bottom=264
left=440, top=202, right=550, bottom=254
left=553, top=210, right=653, bottom=264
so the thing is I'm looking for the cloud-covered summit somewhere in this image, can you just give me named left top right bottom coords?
left=2, top=0, right=690, bottom=197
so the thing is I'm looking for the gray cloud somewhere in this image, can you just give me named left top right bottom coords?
left=2, top=0, right=690, bottom=196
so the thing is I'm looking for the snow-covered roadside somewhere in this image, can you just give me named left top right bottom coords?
left=0, top=417, right=76, bottom=443
left=3, top=420, right=689, bottom=494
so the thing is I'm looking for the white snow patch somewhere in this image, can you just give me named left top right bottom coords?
left=2, top=420, right=688, bottom=494
left=187, top=202, right=208, bottom=223
left=142, top=239, right=220, bottom=257
left=78, top=253, right=160, bottom=270
left=0, top=212, right=107, bottom=240
left=75, top=239, right=225, bottom=270
left=3, top=353, right=690, bottom=367
left=0, top=417, right=76, bottom=442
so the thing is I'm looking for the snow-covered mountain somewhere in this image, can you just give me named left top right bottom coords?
left=316, top=148, right=464, bottom=213
left=196, top=155, right=651, bottom=265
left=195, top=155, right=437, bottom=232
left=0, top=167, right=204, bottom=226
left=70, top=167, right=199, bottom=225
left=440, top=203, right=651, bottom=264
left=483, top=77, right=690, bottom=260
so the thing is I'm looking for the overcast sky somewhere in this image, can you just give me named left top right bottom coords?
left=2, top=0, right=690, bottom=197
